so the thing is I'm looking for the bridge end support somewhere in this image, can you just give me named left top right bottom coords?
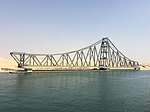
left=134, top=67, right=140, bottom=70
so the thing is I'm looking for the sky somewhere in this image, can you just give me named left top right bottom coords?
left=0, top=0, right=150, bottom=64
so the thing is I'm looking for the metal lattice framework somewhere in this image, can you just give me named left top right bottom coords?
left=10, top=38, right=139, bottom=69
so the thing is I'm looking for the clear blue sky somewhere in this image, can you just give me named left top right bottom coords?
left=0, top=0, right=150, bottom=63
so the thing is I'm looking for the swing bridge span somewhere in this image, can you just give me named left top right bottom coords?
left=10, top=38, right=139, bottom=71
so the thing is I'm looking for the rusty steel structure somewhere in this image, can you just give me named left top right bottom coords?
left=10, top=38, right=139, bottom=69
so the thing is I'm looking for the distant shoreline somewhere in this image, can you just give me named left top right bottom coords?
left=0, top=57, right=150, bottom=73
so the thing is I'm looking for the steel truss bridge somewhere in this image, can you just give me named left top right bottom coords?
left=10, top=38, right=139, bottom=70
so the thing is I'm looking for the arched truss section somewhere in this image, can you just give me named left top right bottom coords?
left=10, top=38, right=139, bottom=68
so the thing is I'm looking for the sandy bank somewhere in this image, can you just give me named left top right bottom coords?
left=0, top=57, right=150, bottom=72
left=0, top=57, right=19, bottom=72
left=139, top=65, right=150, bottom=70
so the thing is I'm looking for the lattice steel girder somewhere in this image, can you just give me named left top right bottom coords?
left=10, top=38, right=139, bottom=69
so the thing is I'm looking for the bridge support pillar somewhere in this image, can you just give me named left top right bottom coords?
left=18, top=53, right=25, bottom=67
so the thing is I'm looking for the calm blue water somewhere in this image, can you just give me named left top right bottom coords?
left=0, top=71, right=150, bottom=112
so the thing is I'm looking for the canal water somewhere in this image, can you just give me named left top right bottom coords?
left=0, top=71, right=150, bottom=112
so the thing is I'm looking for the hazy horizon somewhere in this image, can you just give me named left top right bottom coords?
left=0, top=0, right=150, bottom=64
